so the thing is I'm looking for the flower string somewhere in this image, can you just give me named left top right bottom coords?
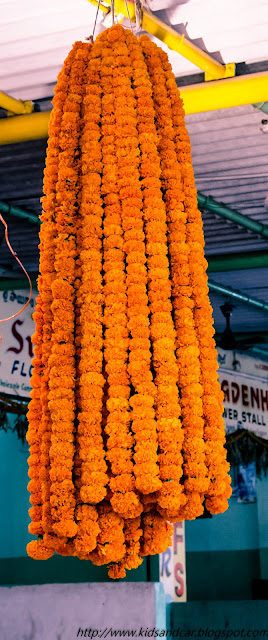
left=26, top=295, right=43, bottom=540
left=106, top=25, right=161, bottom=498
left=126, top=31, right=185, bottom=519
left=108, top=515, right=143, bottom=579
left=27, top=45, right=79, bottom=559
left=158, top=47, right=232, bottom=515
left=48, top=43, right=90, bottom=540
left=140, top=36, right=208, bottom=520
left=98, top=28, right=141, bottom=520
left=140, top=512, right=173, bottom=556
left=89, top=502, right=126, bottom=566
left=74, top=42, right=108, bottom=522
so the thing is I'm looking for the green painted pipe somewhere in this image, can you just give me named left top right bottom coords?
left=215, top=331, right=268, bottom=343
left=197, top=192, right=268, bottom=238
left=0, top=201, right=40, bottom=225
left=253, top=102, right=268, bottom=115
left=0, top=278, right=37, bottom=291
left=251, top=346, right=268, bottom=359
left=1, top=277, right=268, bottom=316
left=208, top=280, right=268, bottom=312
left=207, top=250, right=268, bottom=272
left=2, top=192, right=268, bottom=243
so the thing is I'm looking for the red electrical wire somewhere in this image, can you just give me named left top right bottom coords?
left=0, top=213, right=33, bottom=324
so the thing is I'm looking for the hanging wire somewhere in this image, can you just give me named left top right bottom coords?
left=111, top=0, right=115, bottom=25
left=0, top=213, right=32, bottom=324
left=90, top=0, right=102, bottom=42
left=124, top=0, right=134, bottom=33
left=134, top=0, right=143, bottom=33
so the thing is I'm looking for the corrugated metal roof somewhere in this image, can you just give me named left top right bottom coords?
left=150, top=0, right=268, bottom=77
left=1, top=0, right=268, bottom=99
left=186, top=105, right=268, bottom=254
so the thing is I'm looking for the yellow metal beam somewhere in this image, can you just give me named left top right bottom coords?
left=87, top=0, right=234, bottom=80
left=87, top=0, right=110, bottom=12
left=0, top=111, right=50, bottom=145
left=0, top=71, right=267, bottom=144
left=181, top=71, right=268, bottom=114
left=0, top=91, right=34, bottom=115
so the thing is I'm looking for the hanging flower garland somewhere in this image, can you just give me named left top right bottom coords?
left=156, top=47, right=232, bottom=515
left=140, top=36, right=208, bottom=521
left=27, top=24, right=231, bottom=575
left=100, top=33, right=142, bottom=519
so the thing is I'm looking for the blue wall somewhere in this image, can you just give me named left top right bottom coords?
left=185, top=500, right=259, bottom=552
left=0, top=422, right=30, bottom=558
left=183, top=475, right=268, bottom=599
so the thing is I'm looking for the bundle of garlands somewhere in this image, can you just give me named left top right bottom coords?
left=26, top=24, right=231, bottom=578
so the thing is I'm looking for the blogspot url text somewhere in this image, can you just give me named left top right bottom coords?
left=77, top=628, right=268, bottom=639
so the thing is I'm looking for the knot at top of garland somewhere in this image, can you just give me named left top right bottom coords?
left=26, top=24, right=231, bottom=578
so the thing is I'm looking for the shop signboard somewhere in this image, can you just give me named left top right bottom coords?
left=159, top=521, right=186, bottom=602
left=0, top=289, right=36, bottom=398
left=217, top=347, right=268, bottom=440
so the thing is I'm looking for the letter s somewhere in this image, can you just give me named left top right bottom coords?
left=7, top=320, right=24, bottom=354
left=174, top=562, right=184, bottom=597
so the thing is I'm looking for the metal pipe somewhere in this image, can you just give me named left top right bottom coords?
left=253, top=102, right=268, bottom=115
left=2, top=276, right=268, bottom=316
left=251, top=346, right=268, bottom=359
left=0, top=111, right=50, bottom=145
left=0, top=278, right=37, bottom=291
left=198, top=192, right=268, bottom=239
left=181, top=71, right=268, bottom=115
left=87, top=0, right=233, bottom=80
left=208, top=280, right=268, bottom=312
left=0, top=91, right=34, bottom=116
left=207, top=250, right=268, bottom=272
left=86, top=0, right=110, bottom=12
left=1, top=71, right=268, bottom=144
left=0, top=201, right=40, bottom=225
left=215, top=331, right=268, bottom=344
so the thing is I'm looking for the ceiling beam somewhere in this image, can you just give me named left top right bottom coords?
left=0, top=91, right=34, bottom=116
left=198, top=193, right=268, bottom=239
left=0, top=201, right=40, bottom=225
left=181, top=71, right=268, bottom=114
left=207, top=251, right=268, bottom=272
left=2, top=191, right=268, bottom=251
left=0, top=111, right=50, bottom=145
left=251, top=347, right=268, bottom=359
left=0, top=278, right=37, bottom=291
left=215, top=331, right=268, bottom=344
left=1, top=200, right=268, bottom=273
left=1, top=277, right=268, bottom=317
left=90, top=0, right=234, bottom=80
left=0, top=70, right=267, bottom=144
left=208, top=280, right=268, bottom=312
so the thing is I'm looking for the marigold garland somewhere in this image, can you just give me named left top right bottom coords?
left=27, top=24, right=231, bottom=574
left=140, top=36, right=208, bottom=521
left=157, top=47, right=231, bottom=515
left=100, top=33, right=143, bottom=518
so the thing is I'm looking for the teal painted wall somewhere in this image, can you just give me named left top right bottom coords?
left=0, top=415, right=267, bottom=595
left=168, top=601, right=268, bottom=639
left=256, top=476, right=268, bottom=579
left=183, top=477, right=268, bottom=600
left=0, top=419, right=147, bottom=584
left=185, top=501, right=259, bottom=552
left=183, top=480, right=263, bottom=599
left=0, top=426, right=30, bottom=558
